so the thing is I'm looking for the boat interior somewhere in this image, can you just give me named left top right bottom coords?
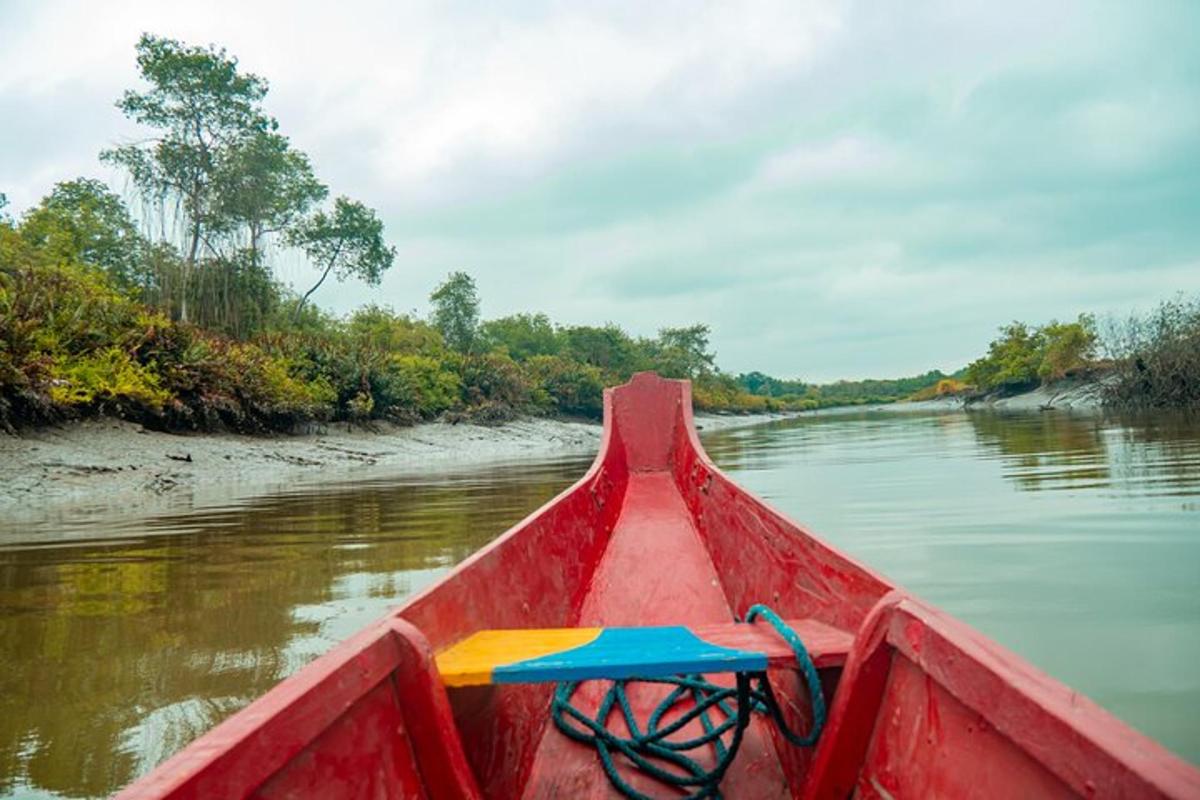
left=118, top=373, right=1200, bottom=800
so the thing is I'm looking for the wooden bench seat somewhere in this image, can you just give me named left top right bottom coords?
left=436, top=618, right=853, bottom=687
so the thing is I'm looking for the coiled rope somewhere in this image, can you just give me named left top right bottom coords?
left=550, top=604, right=826, bottom=800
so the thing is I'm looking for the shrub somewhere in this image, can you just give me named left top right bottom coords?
left=456, top=352, right=534, bottom=409
left=1104, top=296, right=1200, bottom=410
left=1039, top=315, right=1097, bottom=381
left=525, top=355, right=603, bottom=417
left=379, top=355, right=461, bottom=419
left=965, top=316, right=1099, bottom=392
left=48, top=347, right=170, bottom=410
left=965, top=322, right=1043, bottom=390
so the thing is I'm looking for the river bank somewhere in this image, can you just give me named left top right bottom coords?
left=0, top=411, right=789, bottom=527
left=896, top=375, right=1108, bottom=413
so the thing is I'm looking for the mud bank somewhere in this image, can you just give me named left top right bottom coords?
left=0, top=412, right=788, bottom=527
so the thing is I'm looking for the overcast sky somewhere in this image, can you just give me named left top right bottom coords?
left=2, top=1, right=1198, bottom=381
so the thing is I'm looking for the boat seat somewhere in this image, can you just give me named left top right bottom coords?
left=435, top=618, right=852, bottom=687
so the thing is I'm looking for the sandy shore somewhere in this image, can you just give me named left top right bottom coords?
left=0, top=412, right=787, bottom=527
left=893, top=376, right=1108, bottom=413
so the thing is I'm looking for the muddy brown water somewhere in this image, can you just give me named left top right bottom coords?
left=1, top=409, right=1198, bottom=797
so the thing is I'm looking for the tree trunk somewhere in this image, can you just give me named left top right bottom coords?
left=293, top=239, right=344, bottom=325
left=181, top=219, right=201, bottom=323
left=294, top=258, right=335, bottom=324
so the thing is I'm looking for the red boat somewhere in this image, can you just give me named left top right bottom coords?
left=118, top=373, right=1199, bottom=799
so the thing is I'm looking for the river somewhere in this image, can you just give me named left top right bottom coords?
left=1, top=408, right=1197, bottom=797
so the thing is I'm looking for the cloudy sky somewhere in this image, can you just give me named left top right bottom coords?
left=2, top=1, right=1198, bottom=380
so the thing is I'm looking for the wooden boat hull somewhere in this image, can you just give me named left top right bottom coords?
left=117, top=372, right=1200, bottom=799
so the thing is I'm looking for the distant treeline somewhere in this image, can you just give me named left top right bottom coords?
left=735, top=370, right=954, bottom=409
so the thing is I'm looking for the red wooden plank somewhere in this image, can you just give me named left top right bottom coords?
left=250, top=679, right=427, bottom=800
left=389, top=620, right=481, bottom=800
left=695, top=617, right=852, bottom=670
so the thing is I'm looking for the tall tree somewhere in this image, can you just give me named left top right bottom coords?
left=213, top=130, right=326, bottom=268
left=430, top=272, right=481, bottom=354
left=101, top=33, right=270, bottom=320
left=287, top=197, right=395, bottom=321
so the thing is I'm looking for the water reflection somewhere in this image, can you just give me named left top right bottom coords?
left=0, top=456, right=591, bottom=799
left=966, top=411, right=1111, bottom=490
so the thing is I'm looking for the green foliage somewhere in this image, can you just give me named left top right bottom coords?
left=908, top=378, right=971, bottom=401
left=561, top=324, right=643, bottom=378
left=100, top=33, right=271, bottom=283
left=694, top=373, right=770, bottom=412
left=966, top=322, right=1042, bottom=389
left=385, top=355, right=461, bottom=418
left=737, top=371, right=808, bottom=398
left=430, top=271, right=481, bottom=354
left=735, top=369, right=946, bottom=408
left=650, top=324, right=716, bottom=380
left=1039, top=315, right=1097, bottom=381
left=344, top=305, right=444, bottom=356
left=966, top=316, right=1097, bottom=391
left=213, top=129, right=327, bottom=260
left=525, top=355, right=604, bottom=417
left=49, top=348, right=170, bottom=409
left=480, top=313, right=561, bottom=361
left=100, top=33, right=384, bottom=336
left=19, top=179, right=147, bottom=287
left=287, top=197, right=395, bottom=319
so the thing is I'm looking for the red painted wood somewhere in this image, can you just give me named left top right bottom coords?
left=389, top=620, right=482, bottom=800
left=394, top=390, right=629, bottom=799
left=115, top=622, right=480, bottom=800
left=118, top=373, right=1200, bottom=800
left=115, top=623, right=407, bottom=800
left=694, top=617, right=852, bottom=670
left=856, top=655, right=1075, bottom=799
left=521, top=471, right=789, bottom=798
left=249, top=679, right=427, bottom=800
left=804, top=593, right=1200, bottom=799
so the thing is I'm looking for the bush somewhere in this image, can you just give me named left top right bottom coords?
left=525, top=355, right=603, bottom=417
left=379, top=355, right=461, bottom=419
left=1039, top=316, right=1097, bottom=381
left=966, top=316, right=1097, bottom=392
left=457, top=352, right=534, bottom=409
left=1104, top=296, right=1200, bottom=410
left=48, top=347, right=170, bottom=410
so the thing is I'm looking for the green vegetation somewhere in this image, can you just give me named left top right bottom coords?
left=98, top=34, right=388, bottom=335
left=964, top=316, right=1098, bottom=393
left=734, top=370, right=952, bottom=409
left=0, top=203, right=805, bottom=430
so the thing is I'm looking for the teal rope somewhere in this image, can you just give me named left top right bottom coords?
left=551, top=606, right=826, bottom=800
left=745, top=603, right=826, bottom=747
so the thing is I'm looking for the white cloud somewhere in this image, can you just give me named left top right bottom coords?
left=750, top=136, right=896, bottom=188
